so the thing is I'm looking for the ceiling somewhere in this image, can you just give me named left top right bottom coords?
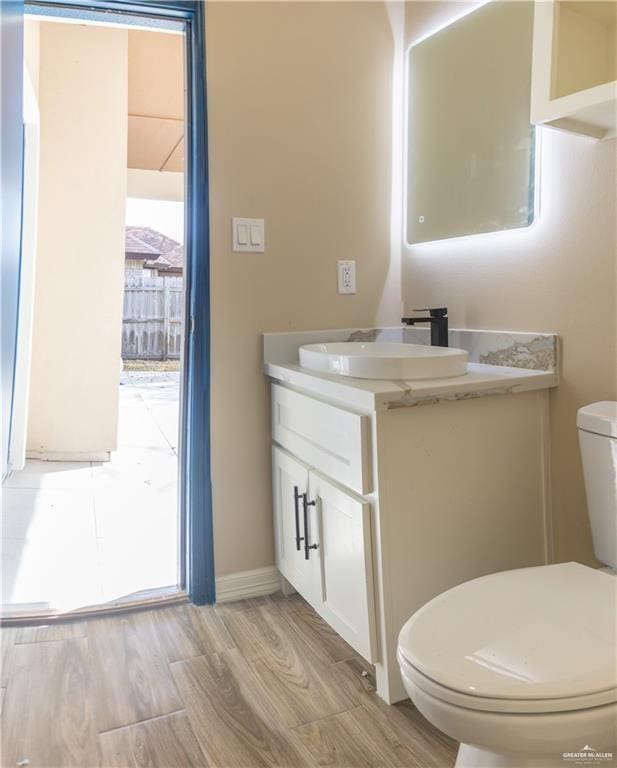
left=128, top=30, right=185, bottom=172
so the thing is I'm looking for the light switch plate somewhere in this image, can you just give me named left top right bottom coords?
left=337, top=260, right=356, bottom=294
left=232, top=217, right=265, bottom=252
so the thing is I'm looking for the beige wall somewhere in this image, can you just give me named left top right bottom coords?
left=27, top=22, right=128, bottom=459
left=24, top=19, right=40, bottom=97
left=403, top=2, right=617, bottom=566
left=207, top=1, right=398, bottom=575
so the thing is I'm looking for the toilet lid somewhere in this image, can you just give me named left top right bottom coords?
left=398, top=563, right=617, bottom=702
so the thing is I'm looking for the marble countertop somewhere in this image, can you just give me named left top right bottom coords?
left=264, top=360, right=558, bottom=412
left=263, top=326, right=559, bottom=412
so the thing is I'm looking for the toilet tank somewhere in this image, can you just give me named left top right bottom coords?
left=577, top=402, right=617, bottom=569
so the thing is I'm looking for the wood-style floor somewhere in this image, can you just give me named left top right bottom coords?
left=0, top=592, right=458, bottom=768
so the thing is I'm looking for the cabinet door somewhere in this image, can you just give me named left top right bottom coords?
left=272, top=447, right=317, bottom=600
left=309, top=472, right=378, bottom=663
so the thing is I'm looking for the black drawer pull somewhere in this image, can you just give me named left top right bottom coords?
left=293, top=486, right=304, bottom=551
left=302, top=493, right=318, bottom=560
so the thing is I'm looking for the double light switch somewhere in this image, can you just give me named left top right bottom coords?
left=232, top=217, right=265, bottom=252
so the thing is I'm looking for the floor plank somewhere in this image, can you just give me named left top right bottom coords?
left=293, top=705, right=417, bottom=767
left=99, top=710, right=207, bottom=768
left=272, top=597, right=357, bottom=664
left=394, top=701, right=458, bottom=767
left=332, top=658, right=457, bottom=767
left=150, top=603, right=234, bottom=663
left=15, top=620, right=86, bottom=644
left=268, top=590, right=308, bottom=612
left=171, top=648, right=313, bottom=767
left=87, top=613, right=183, bottom=732
left=217, top=597, right=355, bottom=727
left=0, top=595, right=458, bottom=767
left=0, top=638, right=101, bottom=768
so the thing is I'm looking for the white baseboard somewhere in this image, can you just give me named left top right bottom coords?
left=26, top=450, right=110, bottom=462
left=215, top=565, right=280, bottom=604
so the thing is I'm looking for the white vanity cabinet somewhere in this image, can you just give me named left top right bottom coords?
left=269, top=379, right=553, bottom=704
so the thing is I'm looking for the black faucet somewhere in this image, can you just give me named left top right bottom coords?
left=401, top=308, right=449, bottom=347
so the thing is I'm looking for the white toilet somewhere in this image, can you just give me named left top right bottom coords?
left=397, top=402, right=617, bottom=768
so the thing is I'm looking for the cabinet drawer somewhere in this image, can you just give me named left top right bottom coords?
left=271, top=384, right=372, bottom=495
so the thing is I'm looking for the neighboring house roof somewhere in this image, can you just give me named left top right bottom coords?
left=162, top=243, right=183, bottom=270
left=147, top=255, right=173, bottom=270
left=125, top=226, right=184, bottom=273
left=125, top=229, right=162, bottom=257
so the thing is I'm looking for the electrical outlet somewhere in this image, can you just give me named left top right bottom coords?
left=337, top=260, right=356, bottom=294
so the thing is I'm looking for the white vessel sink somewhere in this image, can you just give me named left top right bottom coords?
left=299, top=342, right=468, bottom=380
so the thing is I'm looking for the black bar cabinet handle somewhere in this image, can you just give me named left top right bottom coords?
left=302, top=493, right=318, bottom=560
left=293, top=486, right=304, bottom=551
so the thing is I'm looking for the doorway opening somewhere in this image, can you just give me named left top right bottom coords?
left=2, top=1, right=213, bottom=619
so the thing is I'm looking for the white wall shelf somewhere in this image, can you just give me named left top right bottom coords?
left=531, top=0, right=617, bottom=140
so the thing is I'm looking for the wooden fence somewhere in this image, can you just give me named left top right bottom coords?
left=122, top=273, right=183, bottom=360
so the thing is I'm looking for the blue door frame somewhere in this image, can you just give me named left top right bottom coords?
left=24, top=0, right=215, bottom=604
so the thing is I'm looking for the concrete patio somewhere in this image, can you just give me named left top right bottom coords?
left=1, top=371, right=180, bottom=615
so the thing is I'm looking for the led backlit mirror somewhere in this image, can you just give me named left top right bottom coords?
left=406, top=1, right=536, bottom=245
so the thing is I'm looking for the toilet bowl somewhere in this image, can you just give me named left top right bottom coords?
left=397, top=402, right=617, bottom=768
